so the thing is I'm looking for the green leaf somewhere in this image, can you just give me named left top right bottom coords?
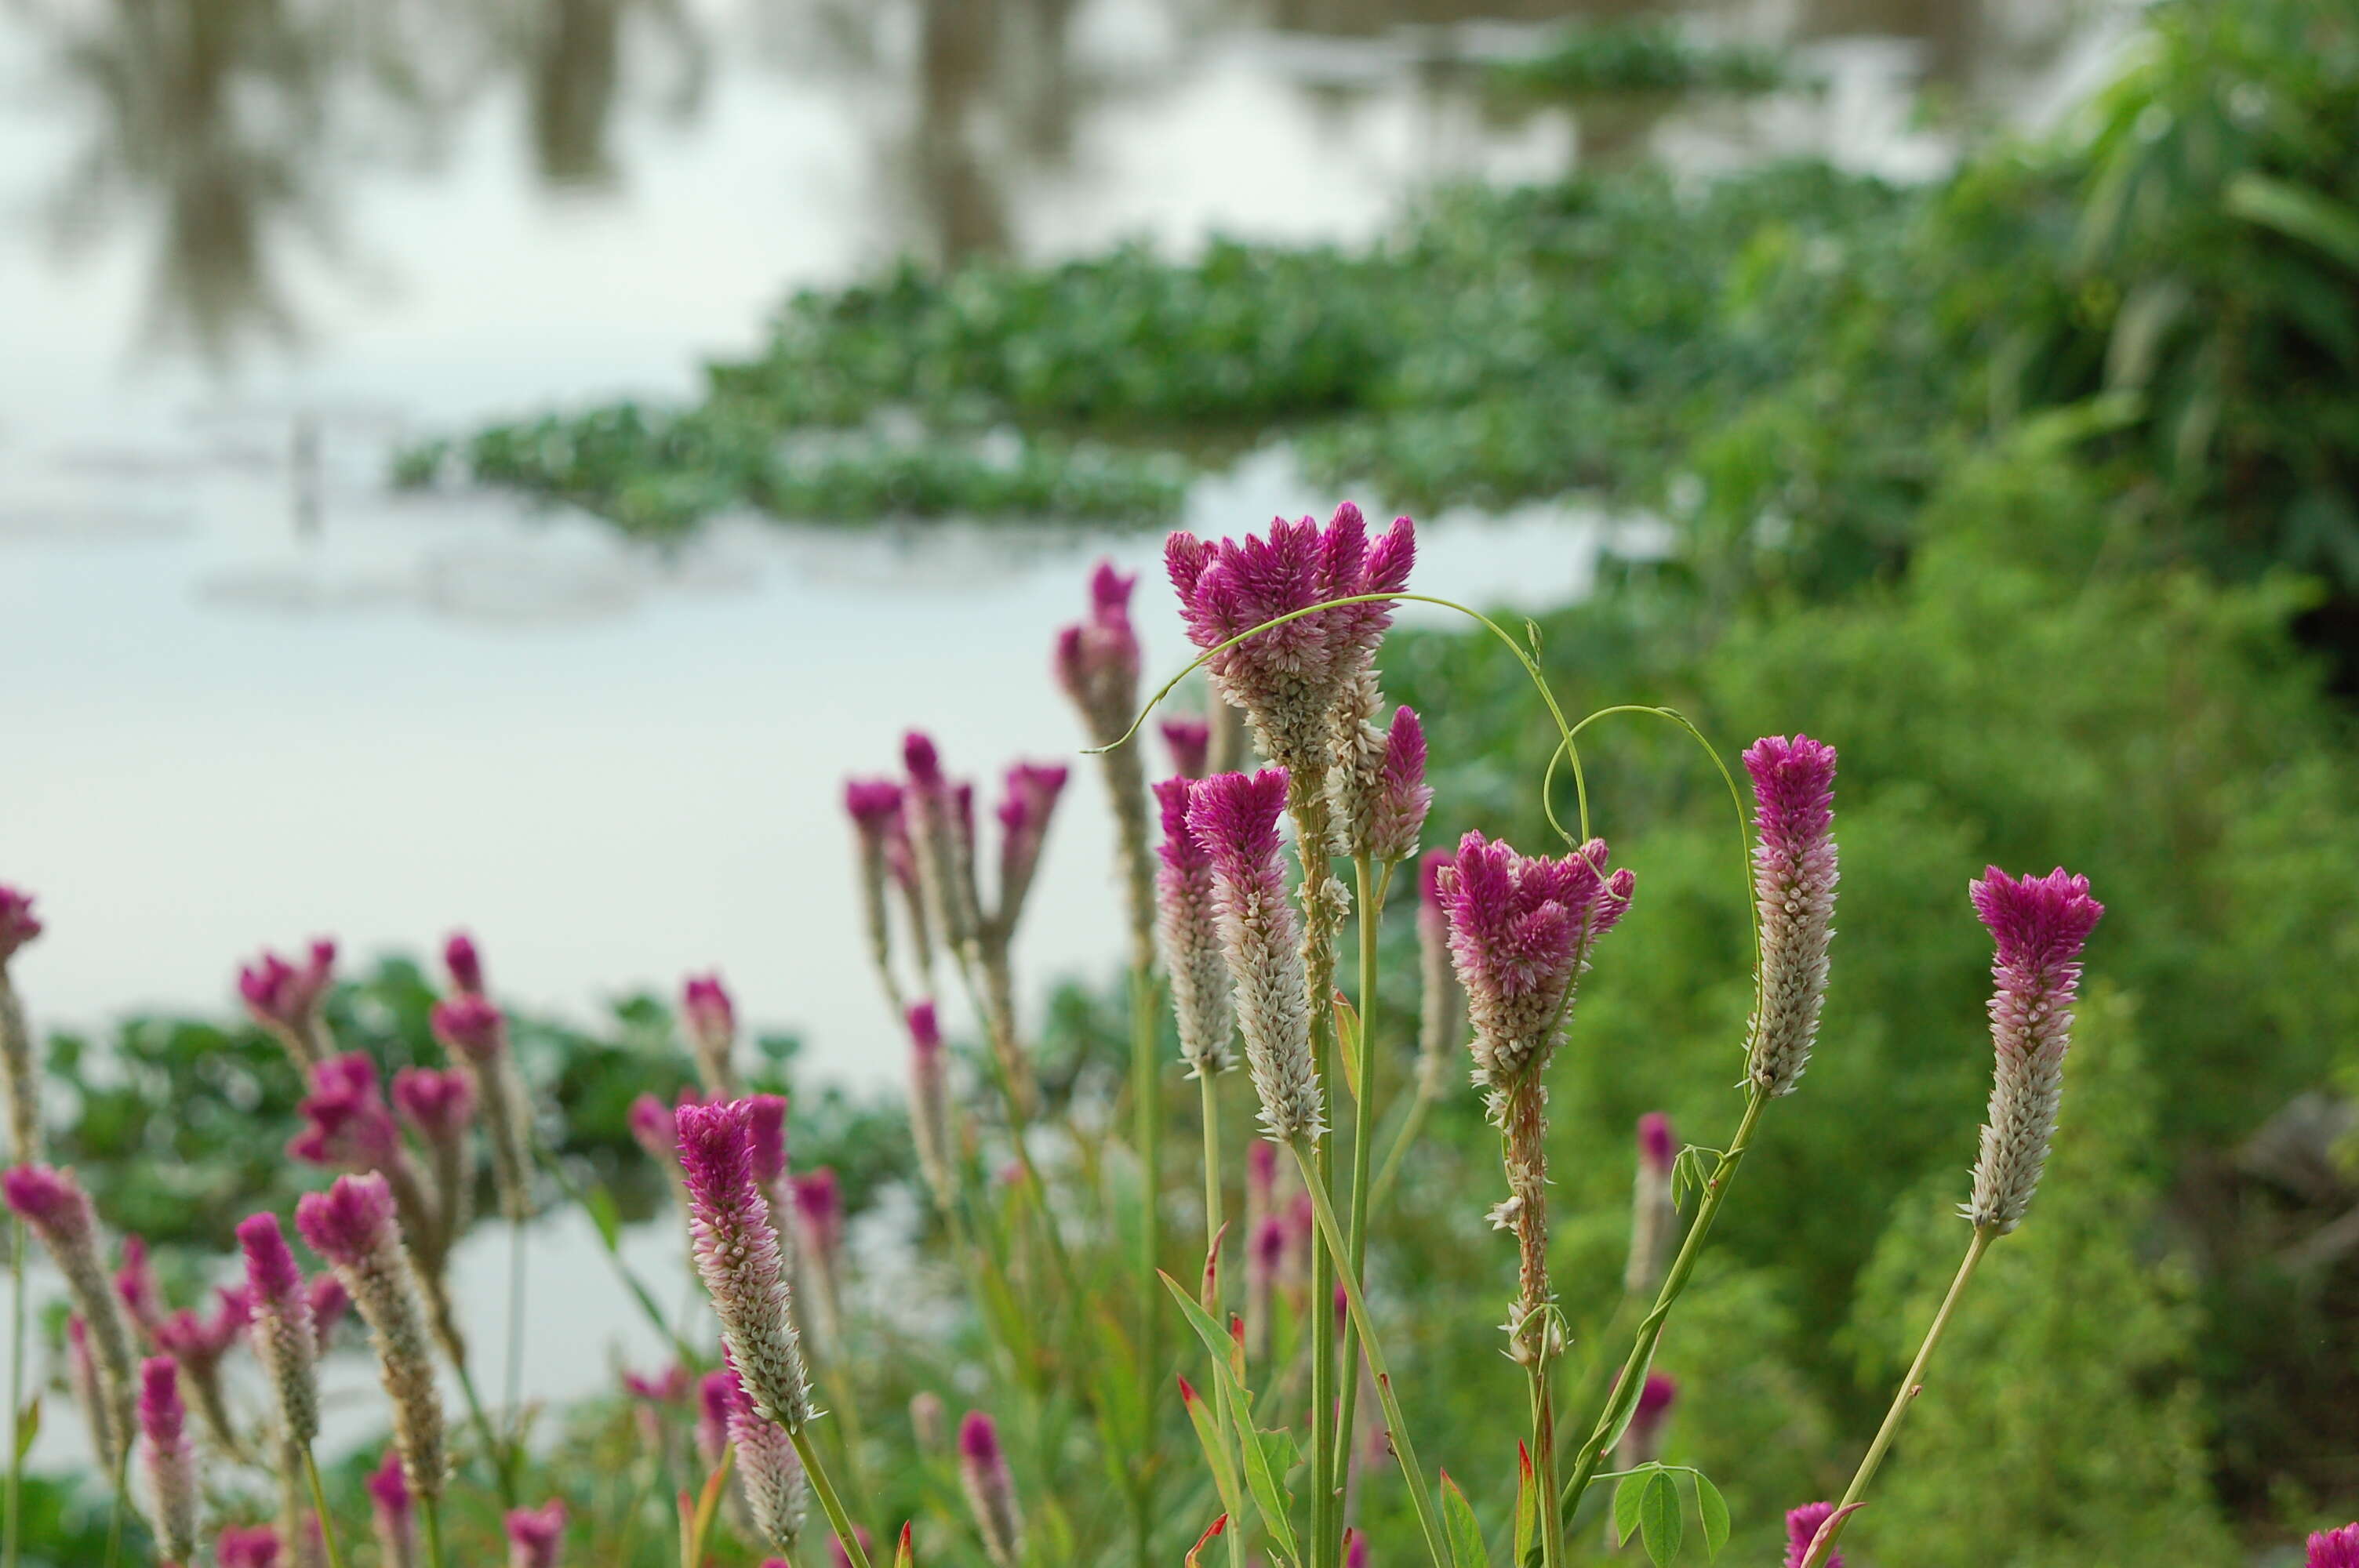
left=1240, top=1425, right=1301, bottom=1564
left=13, top=1394, right=38, bottom=1461
left=1440, top=1471, right=1489, bottom=1568
left=1692, top=1471, right=1729, bottom=1560
left=1178, top=1376, right=1246, bottom=1531
left=583, top=1181, right=623, bottom=1252
left=1512, top=1443, right=1537, bottom=1566
left=2226, top=172, right=2359, bottom=272
left=1612, top=1468, right=1652, bottom=1546
left=1334, top=998, right=1364, bottom=1104
left=1639, top=1470, right=1683, bottom=1566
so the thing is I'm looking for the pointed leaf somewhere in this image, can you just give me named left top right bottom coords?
left=1692, top=1471, right=1729, bottom=1560
left=895, top=1520, right=916, bottom=1568
left=1612, top=1467, right=1652, bottom=1545
left=1203, top=1220, right=1230, bottom=1311
left=1240, top=1425, right=1301, bottom=1563
left=1333, top=997, right=1364, bottom=1104
left=1638, top=1470, right=1681, bottom=1566
left=1177, top=1376, right=1246, bottom=1527
left=1187, top=1515, right=1228, bottom=1568
left=13, top=1394, right=38, bottom=1461
left=1512, top=1441, right=1537, bottom=1566
left=1440, top=1470, right=1489, bottom=1568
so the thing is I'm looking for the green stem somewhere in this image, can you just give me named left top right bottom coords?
left=5, top=1217, right=24, bottom=1568
left=536, top=1149, right=700, bottom=1365
left=791, top=1425, right=876, bottom=1568
left=101, top=1440, right=127, bottom=1568
left=1558, top=1091, right=1768, bottom=1526
left=1132, top=961, right=1163, bottom=1568
left=451, top=1352, right=516, bottom=1508
left=1198, top=1071, right=1223, bottom=1312
left=303, top=1446, right=348, bottom=1568
left=421, top=1494, right=446, bottom=1568
left=1310, top=1025, right=1336, bottom=1568
left=1288, top=1141, right=1450, bottom=1568
left=1801, top=1227, right=1995, bottom=1568
left=1530, top=1364, right=1567, bottom=1568
left=505, top=1218, right=528, bottom=1491
left=1330, top=857, right=1382, bottom=1503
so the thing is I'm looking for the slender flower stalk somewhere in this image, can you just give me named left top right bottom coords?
left=238, top=941, right=339, bottom=1073
left=956, top=1411, right=1023, bottom=1568
left=136, top=1356, right=199, bottom=1566
left=1154, top=778, right=1238, bottom=1082
left=905, top=1004, right=956, bottom=1212
left=369, top=1449, right=417, bottom=1568
left=845, top=781, right=909, bottom=1010
left=430, top=997, right=533, bottom=1222
left=674, top=1102, right=813, bottom=1432
left=5, top=1165, right=134, bottom=1468
left=504, top=1501, right=565, bottom=1568
left=1624, top=1114, right=1678, bottom=1298
left=295, top=1174, right=446, bottom=1504
left=680, top=974, right=741, bottom=1100
left=1742, top=737, right=1840, bottom=1098
left=0, top=885, right=43, bottom=1163
left=724, top=1360, right=810, bottom=1554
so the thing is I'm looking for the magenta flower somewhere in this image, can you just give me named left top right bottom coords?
left=306, top=1274, right=349, bottom=1345
left=907, top=1001, right=954, bottom=1207
left=505, top=1500, right=567, bottom=1568
left=238, top=939, right=337, bottom=1069
left=630, top=1092, right=685, bottom=1171
left=0, top=884, right=42, bottom=1165
left=1187, top=769, right=1321, bottom=1142
left=367, top=1446, right=416, bottom=1568
left=1627, top=1112, right=1679, bottom=1297
left=845, top=779, right=907, bottom=987
left=430, top=995, right=505, bottom=1063
left=1055, top=560, right=1145, bottom=745
left=296, top=1174, right=445, bottom=1500
left=1637, top=1112, right=1675, bottom=1174
left=118, top=1234, right=165, bottom=1338
left=8, top=1163, right=134, bottom=1463
left=432, top=995, right=532, bottom=1221
left=994, top=763, right=1069, bottom=931
left=958, top=1410, right=1025, bottom=1568
left=623, top=1363, right=692, bottom=1404
left=238, top=1211, right=320, bottom=1447
left=1165, top=503, right=1415, bottom=768
left=138, top=1356, right=199, bottom=1565
left=845, top=779, right=904, bottom=840
left=1160, top=717, right=1212, bottom=779
left=443, top=931, right=485, bottom=997
left=216, top=1524, right=282, bottom=1568
left=694, top=1369, right=732, bottom=1469
left=152, top=1288, right=248, bottom=1365
left=0, top=884, right=41, bottom=963
left=722, top=1357, right=809, bottom=1552
left=792, top=1167, right=844, bottom=1270
left=1785, top=1502, right=1844, bottom=1568
left=902, top=731, right=981, bottom=949
left=2310, top=1526, right=2359, bottom=1568
left=1965, top=866, right=2105, bottom=1235
left=744, top=1094, right=790, bottom=1188
left=392, top=1067, right=476, bottom=1144
left=1153, top=776, right=1237, bottom=1080
left=1743, top=735, right=1841, bottom=1098
left=289, top=1053, right=402, bottom=1171
left=1359, top=706, right=1432, bottom=863
left=674, top=1099, right=812, bottom=1432
left=681, top=972, right=740, bottom=1098
left=1434, top=831, right=1635, bottom=1087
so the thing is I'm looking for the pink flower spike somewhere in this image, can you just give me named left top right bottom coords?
left=118, top=1235, right=164, bottom=1337
left=907, top=1002, right=954, bottom=1207
left=430, top=995, right=506, bottom=1063
left=629, top=1094, right=682, bottom=1169
left=1186, top=768, right=1321, bottom=1142
left=1637, top=1113, right=1675, bottom=1175
left=695, top=1369, right=732, bottom=1468
left=138, top=1356, right=198, bottom=1565
left=504, top=1500, right=567, bottom=1568
left=1055, top=559, right=1144, bottom=745
left=1743, top=735, right=1841, bottom=1098
left=1361, top=705, right=1432, bottom=863
left=674, top=1100, right=812, bottom=1432
left=294, top=1172, right=398, bottom=1268
left=845, top=779, right=903, bottom=840
left=623, top=1364, right=692, bottom=1404
left=958, top=1410, right=1025, bottom=1568
left=681, top=971, right=736, bottom=1046
left=443, top=932, right=485, bottom=997
left=1785, top=1502, right=1844, bottom=1568
left=2310, top=1526, right=2359, bottom=1568
left=0, top=885, right=42, bottom=964
left=288, top=1053, right=402, bottom=1171
left=994, top=762, right=1069, bottom=928
left=367, top=1446, right=414, bottom=1563
left=1160, top=718, right=1212, bottom=779
left=238, top=941, right=336, bottom=1033
left=305, top=1275, right=349, bottom=1343
left=216, top=1523, right=282, bottom=1568
left=721, top=1358, right=810, bottom=1551
left=3, top=1163, right=93, bottom=1242
left=744, top=1094, right=790, bottom=1187
left=792, top=1168, right=843, bottom=1264
left=1154, top=775, right=1236, bottom=1080
left=1345, top=1530, right=1367, bottom=1568
left=392, top=1068, right=477, bottom=1144
left=238, top=1214, right=304, bottom=1314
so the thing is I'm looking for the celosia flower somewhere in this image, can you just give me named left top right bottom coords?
left=1617, top=1372, right=1677, bottom=1465
left=1434, top=832, right=1634, bottom=1091
left=1345, top=1530, right=1367, bottom=1568
left=295, top=1174, right=445, bottom=1500
left=743, top=1094, right=789, bottom=1187
left=1165, top=503, right=1416, bottom=771
left=1161, top=717, right=1212, bottom=779
left=0, top=882, right=43, bottom=1164
left=306, top=1275, right=349, bottom=1345
left=695, top=1370, right=732, bottom=1469
left=1785, top=1502, right=1843, bottom=1568
left=1415, top=850, right=1463, bottom=1098
left=392, top=1068, right=474, bottom=1144
left=630, top=1093, right=684, bottom=1171
left=1187, top=769, right=1321, bottom=1142
left=505, top=1500, right=566, bottom=1568
left=1329, top=676, right=1431, bottom=865
left=216, top=1523, right=282, bottom=1568
left=1626, top=1112, right=1678, bottom=1298
left=431, top=995, right=533, bottom=1221
left=681, top=973, right=740, bottom=1098
left=1153, top=776, right=1237, bottom=1080
left=845, top=779, right=906, bottom=990
left=238, top=1212, right=319, bottom=1448
left=1055, top=560, right=1144, bottom=745
left=367, top=1449, right=416, bottom=1568
left=139, top=1356, right=200, bottom=1565
left=958, top=1410, right=1024, bottom=1568
left=2310, top=1526, right=2359, bottom=1568
left=994, top=763, right=1069, bottom=931
left=443, top=932, right=485, bottom=997
left=722, top=1359, right=809, bottom=1552
left=1965, top=866, right=2105, bottom=1235
left=6, top=1163, right=134, bottom=1466
left=674, top=1100, right=812, bottom=1432
left=910, top=1390, right=946, bottom=1454
left=1742, top=736, right=1840, bottom=1098
left=903, top=732, right=982, bottom=951
left=238, top=941, right=337, bottom=1070
left=152, top=1286, right=250, bottom=1451
left=906, top=1003, right=955, bottom=1208
left=289, top=1054, right=402, bottom=1171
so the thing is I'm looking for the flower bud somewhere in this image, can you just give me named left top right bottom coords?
left=958, top=1410, right=1024, bottom=1568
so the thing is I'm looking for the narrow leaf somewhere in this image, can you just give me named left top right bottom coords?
left=1638, top=1470, right=1682, bottom=1566
left=13, top=1394, right=38, bottom=1461
left=1187, top=1515, right=1228, bottom=1568
left=1333, top=997, right=1364, bottom=1104
left=1692, top=1472, right=1729, bottom=1560
left=1440, top=1470, right=1489, bottom=1568
left=895, top=1520, right=916, bottom=1568
left=1512, top=1441, right=1537, bottom=1565
left=1239, top=1425, right=1301, bottom=1563
left=1177, top=1375, right=1246, bottom=1526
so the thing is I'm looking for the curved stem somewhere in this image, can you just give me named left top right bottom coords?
left=790, top=1425, right=875, bottom=1568
left=1801, top=1227, right=1995, bottom=1568
left=302, top=1446, right=348, bottom=1568
left=1330, top=857, right=1381, bottom=1504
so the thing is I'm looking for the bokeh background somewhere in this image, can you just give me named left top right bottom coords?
left=4, top=0, right=2357, bottom=1562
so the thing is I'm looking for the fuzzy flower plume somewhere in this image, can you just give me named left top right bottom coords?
left=1187, top=769, right=1321, bottom=1142
left=118, top=1233, right=165, bottom=1338
left=443, top=931, right=485, bottom=997
left=1626, top=1112, right=1679, bottom=1298
left=906, top=1002, right=955, bottom=1209
left=1329, top=676, right=1431, bottom=864
left=1165, top=503, right=1415, bottom=772
left=238, top=1212, right=320, bottom=1447
left=791, top=1167, right=846, bottom=1345
left=845, top=779, right=907, bottom=994
left=723, top=1359, right=810, bottom=1552
left=902, top=731, right=982, bottom=953
left=994, top=763, right=1069, bottom=933
left=1414, top=851, right=1463, bottom=1099
left=295, top=1174, right=445, bottom=1500
left=674, top=1100, right=813, bottom=1431
left=306, top=1275, right=349, bottom=1345
left=7, top=1163, right=135, bottom=1465
left=238, top=940, right=337, bottom=1071
left=394, top=1066, right=476, bottom=1264
left=680, top=972, right=740, bottom=1098
left=1965, top=867, right=2105, bottom=1235
left=1435, top=832, right=1634, bottom=1092
left=139, top=1356, right=200, bottom=1565
left=1161, top=717, right=1212, bottom=779
left=1055, top=560, right=1143, bottom=746
left=630, top=1092, right=688, bottom=1172
left=289, top=1053, right=402, bottom=1171
left=431, top=994, right=533, bottom=1221
left=958, top=1410, right=1025, bottom=1568
left=743, top=1094, right=790, bottom=1189
left=1743, top=736, right=1840, bottom=1097
left=1153, top=776, right=1238, bottom=1080
left=2310, top=1526, right=2359, bottom=1568
left=368, top=1448, right=416, bottom=1568
left=1785, top=1504, right=1844, bottom=1568
left=152, top=1286, right=250, bottom=1451
left=216, top=1525, right=282, bottom=1568
left=0, top=883, right=43, bottom=1163
left=506, top=1501, right=567, bottom=1568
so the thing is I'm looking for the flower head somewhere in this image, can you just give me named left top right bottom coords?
left=845, top=779, right=904, bottom=841
left=1965, top=866, right=2105, bottom=1235
left=791, top=1167, right=843, bottom=1266
left=238, top=1212, right=319, bottom=1446
left=623, top=1363, right=692, bottom=1404
left=216, top=1524, right=282, bottom=1568
left=0, top=885, right=42, bottom=964
left=306, top=1275, right=349, bottom=1344
left=289, top=1054, right=402, bottom=1170
left=1186, top=769, right=1321, bottom=1142
left=366, top=1446, right=413, bottom=1552
left=295, top=1172, right=397, bottom=1267
left=1160, top=718, right=1212, bottom=779
left=430, top=995, right=506, bottom=1063
left=5, top=1162, right=93, bottom=1243
left=1434, top=832, right=1634, bottom=1090
left=680, top=973, right=738, bottom=1095
left=1361, top=705, right=1431, bottom=863
left=674, top=1100, right=812, bottom=1432
left=153, top=1288, right=249, bottom=1366
left=117, top=1234, right=165, bottom=1336
left=443, top=932, right=485, bottom=997
left=743, top=1094, right=790, bottom=1188
left=1637, top=1112, right=1675, bottom=1174
left=994, top=763, right=1069, bottom=930
left=2310, top=1526, right=2359, bottom=1568
left=138, top=1356, right=198, bottom=1565
left=505, top=1501, right=567, bottom=1568
left=630, top=1093, right=683, bottom=1169
left=1785, top=1502, right=1843, bottom=1568
left=1627, top=1112, right=1679, bottom=1297
left=907, top=1002, right=954, bottom=1207
left=392, top=1067, right=476, bottom=1144
left=958, top=1410, right=1025, bottom=1568
left=1154, top=776, right=1237, bottom=1080
left=1056, top=560, right=1144, bottom=746
left=297, top=1174, right=445, bottom=1500
left=1743, top=736, right=1840, bottom=1097
left=239, top=941, right=337, bottom=1067
left=903, top=731, right=982, bottom=950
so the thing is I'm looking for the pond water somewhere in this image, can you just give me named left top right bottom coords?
left=1, top=0, right=2134, bottom=1473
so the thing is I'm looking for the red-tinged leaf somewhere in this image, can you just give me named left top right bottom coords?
left=1203, top=1220, right=1230, bottom=1309
left=1187, top=1514, right=1228, bottom=1567
left=1801, top=1501, right=1866, bottom=1566
left=1513, top=1440, right=1537, bottom=1564
left=1228, top=1313, right=1247, bottom=1381
left=1179, top=1374, right=1201, bottom=1408
left=895, top=1520, right=916, bottom=1568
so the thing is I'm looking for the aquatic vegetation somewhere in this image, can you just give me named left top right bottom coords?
left=1485, top=19, right=1794, bottom=99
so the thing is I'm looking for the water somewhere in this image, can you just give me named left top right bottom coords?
left=0, top=0, right=2125, bottom=1467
